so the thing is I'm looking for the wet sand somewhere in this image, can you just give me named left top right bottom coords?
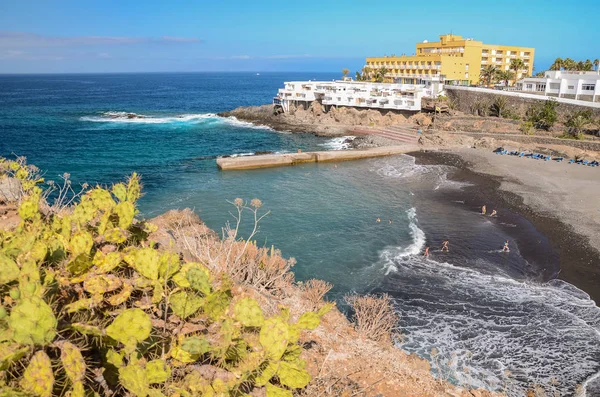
left=411, top=149, right=600, bottom=303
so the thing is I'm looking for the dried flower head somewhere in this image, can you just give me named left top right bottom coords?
left=63, top=172, right=71, bottom=179
left=82, top=182, right=89, bottom=189
left=250, top=198, right=262, bottom=209
left=233, top=198, right=243, bottom=207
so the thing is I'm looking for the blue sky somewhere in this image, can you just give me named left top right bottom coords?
left=0, top=0, right=598, bottom=74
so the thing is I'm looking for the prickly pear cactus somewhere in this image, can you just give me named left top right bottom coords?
left=19, top=351, right=54, bottom=397
left=17, top=192, right=40, bottom=221
left=233, top=297, right=265, bottom=327
left=83, top=274, right=122, bottom=295
left=266, top=384, right=293, bottom=397
left=260, top=318, right=289, bottom=360
left=70, top=231, right=93, bottom=258
left=89, top=188, right=116, bottom=211
left=106, top=308, right=152, bottom=348
left=172, top=262, right=209, bottom=289
left=70, top=322, right=105, bottom=337
left=111, top=183, right=127, bottom=202
left=277, top=361, right=311, bottom=389
left=119, top=362, right=148, bottom=397
left=0, top=254, right=20, bottom=285
left=114, top=201, right=135, bottom=229
left=0, top=343, right=30, bottom=370
left=9, top=297, right=57, bottom=345
left=180, top=336, right=210, bottom=356
left=92, top=251, right=122, bottom=273
left=296, top=312, right=320, bottom=330
left=124, top=247, right=160, bottom=280
left=169, top=291, right=204, bottom=319
left=185, top=267, right=211, bottom=295
left=146, top=359, right=171, bottom=384
left=106, top=281, right=133, bottom=306
left=58, top=341, right=86, bottom=383
left=203, top=290, right=232, bottom=321
left=127, top=173, right=141, bottom=202
left=158, top=251, right=180, bottom=280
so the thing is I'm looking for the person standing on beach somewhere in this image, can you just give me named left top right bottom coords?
left=481, top=205, right=487, bottom=215
left=503, top=240, right=510, bottom=252
left=441, top=240, right=449, bottom=252
left=424, top=247, right=430, bottom=257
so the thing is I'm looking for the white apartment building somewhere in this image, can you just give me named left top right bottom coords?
left=517, top=70, right=600, bottom=102
left=273, top=78, right=444, bottom=113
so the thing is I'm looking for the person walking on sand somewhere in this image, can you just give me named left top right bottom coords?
left=490, top=209, right=497, bottom=217
left=503, top=240, right=510, bottom=252
left=441, top=240, right=449, bottom=252
left=424, top=247, right=430, bottom=257
left=481, top=205, right=487, bottom=215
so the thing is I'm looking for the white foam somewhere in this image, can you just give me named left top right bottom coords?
left=318, top=136, right=355, bottom=151
left=380, top=208, right=426, bottom=275
left=80, top=111, right=275, bottom=130
left=375, top=253, right=600, bottom=396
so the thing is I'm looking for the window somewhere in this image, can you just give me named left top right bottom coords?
left=526, top=84, right=533, bottom=89
left=549, top=83, right=560, bottom=90
left=465, top=64, right=469, bottom=70
left=568, top=85, right=575, bottom=90
left=582, top=84, right=595, bottom=91
left=536, top=84, right=546, bottom=92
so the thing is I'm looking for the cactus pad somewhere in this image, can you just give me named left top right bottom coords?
left=68, top=381, right=85, bottom=397
left=172, top=262, right=209, bottom=289
left=111, top=183, right=127, bottom=202
left=185, top=267, right=211, bottom=295
left=265, top=384, right=293, bottom=397
left=65, top=298, right=94, bottom=313
left=114, top=201, right=135, bottom=229
left=158, top=251, right=180, bottom=280
left=203, top=290, right=232, bottom=321
left=119, top=363, right=148, bottom=397
left=83, top=274, right=122, bottom=296
left=92, top=251, right=122, bottom=273
left=146, top=359, right=171, bottom=384
left=58, top=341, right=86, bottom=382
left=259, top=318, right=289, bottom=360
left=72, top=199, right=97, bottom=226
left=9, top=297, right=57, bottom=345
left=126, top=173, right=141, bottom=202
left=180, top=336, right=210, bottom=356
left=124, top=247, right=160, bottom=280
left=17, top=193, right=40, bottom=221
left=20, top=351, right=54, bottom=397
left=233, top=297, right=264, bottom=327
left=0, top=253, right=20, bottom=285
left=103, top=227, right=127, bottom=244
left=106, top=281, right=133, bottom=306
left=296, top=312, right=320, bottom=330
left=277, top=360, right=311, bottom=389
left=106, top=308, right=152, bottom=348
left=89, top=188, right=116, bottom=211
left=70, top=231, right=93, bottom=258
left=70, top=322, right=105, bottom=337
left=169, top=291, right=204, bottom=319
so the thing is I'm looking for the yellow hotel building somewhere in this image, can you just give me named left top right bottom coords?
left=365, top=34, right=535, bottom=86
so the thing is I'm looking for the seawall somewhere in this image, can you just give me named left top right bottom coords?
left=216, top=145, right=419, bottom=170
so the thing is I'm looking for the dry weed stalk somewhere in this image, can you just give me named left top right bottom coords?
left=344, top=293, right=399, bottom=344
left=174, top=198, right=295, bottom=294
left=300, top=279, right=333, bottom=311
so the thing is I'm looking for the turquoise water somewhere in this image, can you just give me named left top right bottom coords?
left=2, top=73, right=600, bottom=396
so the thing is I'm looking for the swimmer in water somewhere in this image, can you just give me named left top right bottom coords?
left=441, top=240, right=449, bottom=252
left=424, top=247, right=430, bottom=257
left=490, top=209, right=497, bottom=217
left=389, top=219, right=393, bottom=224
left=376, top=218, right=381, bottom=223
left=503, top=240, right=510, bottom=252
left=481, top=205, right=487, bottom=215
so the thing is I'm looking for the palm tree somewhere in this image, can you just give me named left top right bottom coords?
left=480, top=65, right=498, bottom=87
left=361, top=67, right=372, bottom=81
left=342, top=68, right=350, bottom=78
left=550, top=58, right=563, bottom=71
left=496, top=70, right=515, bottom=88
left=583, top=59, right=594, bottom=71
left=594, top=59, right=600, bottom=73
left=510, top=59, right=526, bottom=86
left=563, top=58, right=576, bottom=71
left=355, top=71, right=362, bottom=81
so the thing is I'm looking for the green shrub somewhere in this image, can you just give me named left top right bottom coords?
left=0, top=157, right=331, bottom=397
left=519, top=121, right=535, bottom=135
left=564, top=109, right=594, bottom=138
left=526, top=99, right=559, bottom=130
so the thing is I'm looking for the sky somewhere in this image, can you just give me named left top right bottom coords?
left=0, top=0, right=599, bottom=74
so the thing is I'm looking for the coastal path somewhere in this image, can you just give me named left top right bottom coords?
left=351, top=125, right=420, bottom=144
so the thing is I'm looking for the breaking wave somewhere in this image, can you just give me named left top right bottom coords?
left=80, top=111, right=274, bottom=130
left=318, top=136, right=355, bottom=151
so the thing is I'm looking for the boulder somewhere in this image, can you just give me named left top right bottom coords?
left=0, top=177, right=21, bottom=203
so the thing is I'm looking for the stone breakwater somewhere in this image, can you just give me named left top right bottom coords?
left=216, top=145, right=419, bottom=170
left=218, top=102, right=429, bottom=137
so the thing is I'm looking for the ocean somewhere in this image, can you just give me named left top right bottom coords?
left=1, top=72, right=599, bottom=396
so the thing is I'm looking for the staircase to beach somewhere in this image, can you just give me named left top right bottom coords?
left=351, top=124, right=420, bottom=144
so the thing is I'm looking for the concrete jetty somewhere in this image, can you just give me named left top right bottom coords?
left=216, top=145, right=419, bottom=170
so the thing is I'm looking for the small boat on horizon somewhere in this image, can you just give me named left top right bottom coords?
left=256, top=73, right=260, bottom=76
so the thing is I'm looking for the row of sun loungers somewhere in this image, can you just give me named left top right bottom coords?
left=493, top=149, right=598, bottom=167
